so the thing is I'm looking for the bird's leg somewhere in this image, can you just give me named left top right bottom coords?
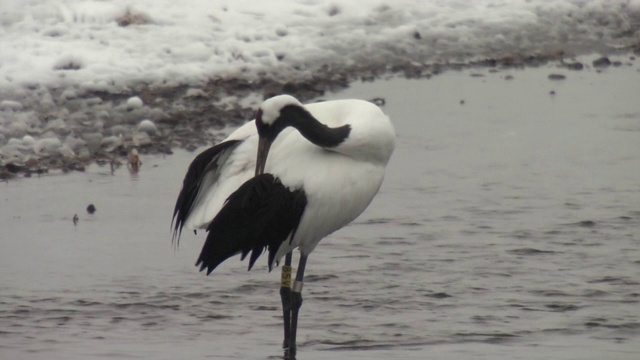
left=280, top=252, right=293, bottom=353
left=288, top=254, right=308, bottom=360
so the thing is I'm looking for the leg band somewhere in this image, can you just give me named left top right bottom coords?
left=292, top=280, right=303, bottom=293
left=281, top=265, right=292, bottom=288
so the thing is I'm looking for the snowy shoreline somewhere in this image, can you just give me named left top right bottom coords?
left=1, top=0, right=639, bottom=179
left=1, top=50, right=638, bottom=180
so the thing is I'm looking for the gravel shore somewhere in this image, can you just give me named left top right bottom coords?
left=1, top=48, right=638, bottom=180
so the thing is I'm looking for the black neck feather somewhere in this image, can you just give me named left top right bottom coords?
left=279, top=105, right=351, bottom=148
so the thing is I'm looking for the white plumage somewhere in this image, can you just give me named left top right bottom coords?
left=172, top=94, right=395, bottom=359
left=179, top=96, right=395, bottom=267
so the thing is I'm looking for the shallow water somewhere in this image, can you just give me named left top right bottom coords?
left=1, top=62, right=640, bottom=359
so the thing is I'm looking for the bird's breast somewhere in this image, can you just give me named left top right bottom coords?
left=268, top=144, right=386, bottom=254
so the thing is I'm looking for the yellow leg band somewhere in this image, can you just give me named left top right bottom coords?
left=281, top=265, right=292, bottom=288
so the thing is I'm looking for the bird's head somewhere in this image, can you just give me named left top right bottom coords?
left=254, top=95, right=304, bottom=176
left=254, top=94, right=351, bottom=176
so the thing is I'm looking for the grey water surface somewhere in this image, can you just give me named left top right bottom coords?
left=1, top=63, right=639, bottom=359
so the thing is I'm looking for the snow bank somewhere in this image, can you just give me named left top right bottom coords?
left=1, top=0, right=638, bottom=91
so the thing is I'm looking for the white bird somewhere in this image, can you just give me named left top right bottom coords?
left=172, top=94, right=395, bottom=359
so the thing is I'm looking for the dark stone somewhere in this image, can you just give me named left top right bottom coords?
left=87, top=204, right=96, bottom=214
left=565, top=62, right=584, bottom=70
left=592, top=57, right=611, bottom=68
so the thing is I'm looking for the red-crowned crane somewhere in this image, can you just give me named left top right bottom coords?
left=172, top=94, right=395, bottom=359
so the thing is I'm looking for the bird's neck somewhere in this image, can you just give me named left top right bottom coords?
left=281, top=105, right=351, bottom=148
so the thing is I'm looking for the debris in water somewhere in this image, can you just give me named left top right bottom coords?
left=370, top=97, right=385, bottom=106
left=547, top=74, right=566, bottom=80
left=128, top=149, right=141, bottom=173
left=578, top=220, right=596, bottom=227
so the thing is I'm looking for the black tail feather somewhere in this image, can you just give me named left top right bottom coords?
left=196, top=173, right=307, bottom=274
left=171, top=140, right=242, bottom=245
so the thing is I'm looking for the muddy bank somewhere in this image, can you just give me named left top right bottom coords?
left=1, top=47, right=638, bottom=180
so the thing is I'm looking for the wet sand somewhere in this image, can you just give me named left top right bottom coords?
left=1, top=59, right=639, bottom=359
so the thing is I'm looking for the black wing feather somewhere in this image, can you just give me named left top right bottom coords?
left=171, top=140, right=242, bottom=244
left=195, top=173, right=307, bottom=274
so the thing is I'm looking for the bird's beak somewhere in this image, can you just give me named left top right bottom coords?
left=255, top=137, right=272, bottom=176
